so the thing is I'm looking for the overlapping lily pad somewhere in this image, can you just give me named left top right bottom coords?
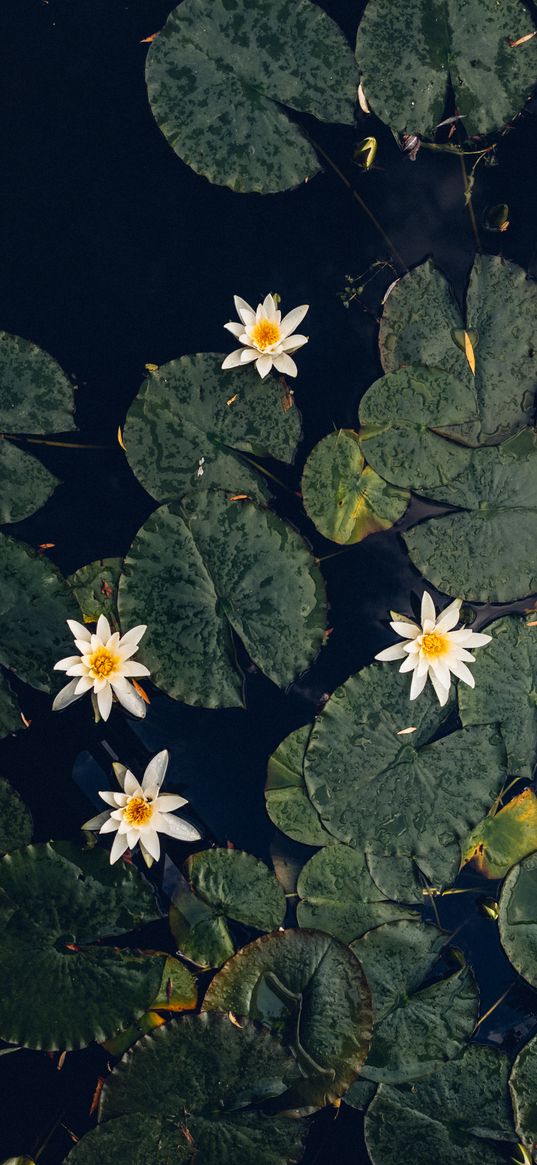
left=68, top=558, right=122, bottom=626
left=379, top=255, right=537, bottom=445
left=146, top=0, right=358, bottom=193
left=303, top=662, right=506, bottom=901
left=123, top=354, right=301, bottom=504
left=118, top=491, right=326, bottom=707
left=498, top=852, right=537, bottom=988
left=462, top=789, right=537, bottom=879
left=0, top=331, right=76, bottom=522
left=296, top=846, right=418, bottom=942
left=170, top=848, right=286, bottom=969
left=351, top=921, right=478, bottom=1084
left=0, top=779, right=32, bottom=856
left=265, top=725, right=334, bottom=847
left=102, top=956, right=198, bottom=1057
left=365, top=1045, right=516, bottom=1165
left=459, top=617, right=537, bottom=778
left=510, top=1031, right=537, bottom=1146
left=0, top=842, right=164, bottom=1049
left=70, top=1013, right=307, bottom=1165
left=203, top=928, right=372, bottom=1108
left=301, top=430, right=409, bottom=544
left=355, top=0, right=537, bottom=139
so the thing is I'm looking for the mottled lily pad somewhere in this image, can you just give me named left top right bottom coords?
left=301, top=430, right=409, bottom=544
left=68, top=558, right=122, bottom=626
left=265, top=725, right=334, bottom=847
left=296, top=846, right=418, bottom=942
left=498, top=853, right=537, bottom=988
left=118, top=491, right=326, bottom=708
left=462, top=789, right=537, bottom=880
left=146, top=0, right=358, bottom=192
left=123, top=354, right=301, bottom=504
left=0, top=534, right=77, bottom=692
left=510, top=1031, right=537, bottom=1146
left=356, top=0, right=537, bottom=140
left=0, top=779, right=32, bottom=856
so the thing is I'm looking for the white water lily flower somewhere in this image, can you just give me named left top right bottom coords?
left=53, top=614, right=150, bottom=721
left=83, top=750, right=201, bottom=866
left=222, top=293, right=309, bottom=379
left=375, top=590, right=492, bottom=706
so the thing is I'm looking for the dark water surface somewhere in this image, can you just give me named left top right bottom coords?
left=1, top=0, right=537, bottom=1160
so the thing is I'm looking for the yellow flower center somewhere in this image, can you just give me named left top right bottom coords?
left=123, top=796, right=154, bottom=827
left=250, top=319, right=281, bottom=351
left=88, top=646, right=120, bottom=679
left=421, top=632, right=449, bottom=658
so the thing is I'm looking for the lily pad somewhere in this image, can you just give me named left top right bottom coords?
left=301, top=430, right=409, bottom=544
left=0, top=534, right=77, bottom=692
left=203, top=928, right=372, bottom=1108
left=296, top=846, right=418, bottom=942
left=0, top=672, right=24, bottom=740
left=0, top=779, right=32, bottom=856
left=68, top=558, right=122, bottom=626
left=462, top=789, right=537, bottom=880
left=123, top=354, right=301, bottom=505
left=355, top=0, right=537, bottom=139
left=379, top=255, right=537, bottom=445
left=118, top=491, right=326, bottom=708
left=304, top=662, right=506, bottom=901
left=351, top=921, right=478, bottom=1084
left=459, top=617, right=537, bottom=779
left=358, top=366, right=478, bottom=492
left=498, top=853, right=537, bottom=988
left=102, top=956, right=197, bottom=1056
left=265, top=725, right=335, bottom=847
left=510, top=1031, right=537, bottom=1145
left=70, top=1014, right=307, bottom=1165
left=365, top=1045, right=516, bottom=1165
left=170, top=848, right=286, bottom=969
left=0, top=439, right=58, bottom=525
left=146, top=0, right=358, bottom=193
left=404, top=430, right=537, bottom=602
left=0, top=842, right=164, bottom=1049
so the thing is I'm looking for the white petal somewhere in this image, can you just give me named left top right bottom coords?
left=447, top=657, right=475, bottom=687
left=66, top=619, right=92, bottom=643
left=124, top=770, right=143, bottom=797
left=52, top=679, right=83, bottom=712
left=429, top=657, right=451, bottom=689
left=127, top=828, right=140, bottom=850
left=93, top=676, right=107, bottom=692
left=97, top=684, right=113, bottom=721
left=446, top=629, right=474, bottom=644
left=233, top=295, right=255, bottom=325
left=118, top=625, right=147, bottom=648
left=434, top=598, right=462, bottom=634
left=142, top=750, right=169, bottom=794
left=66, top=664, right=86, bottom=677
left=399, top=654, right=417, bottom=673
left=140, top=828, right=161, bottom=861
left=98, top=790, right=119, bottom=807
left=404, top=640, right=421, bottom=654
left=450, top=647, right=475, bottom=663
left=256, top=355, right=273, bottom=379
left=463, top=631, right=492, bottom=648
left=82, top=810, right=110, bottom=830
left=113, top=762, right=128, bottom=790
left=118, top=661, right=151, bottom=678
left=224, top=321, right=244, bottom=337
left=155, top=813, right=202, bottom=843
left=240, top=347, right=258, bottom=363
left=155, top=793, right=188, bottom=812
left=280, top=334, right=308, bottom=353
left=74, top=638, right=93, bottom=654
left=375, top=643, right=408, bottom=662
left=409, top=669, right=428, bottom=700
left=279, top=304, right=309, bottom=339
left=263, top=293, right=277, bottom=319
left=114, top=681, right=147, bottom=718
left=256, top=302, right=263, bottom=322
left=96, top=614, right=111, bottom=643
left=272, top=353, right=298, bottom=378
left=222, top=349, right=246, bottom=370
left=54, top=655, right=82, bottom=671
left=100, top=817, right=120, bottom=834
left=428, top=670, right=450, bottom=706
left=420, top=591, right=437, bottom=629
left=109, top=831, right=130, bottom=864
left=389, top=620, right=420, bottom=639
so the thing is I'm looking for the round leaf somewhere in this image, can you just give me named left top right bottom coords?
left=0, top=439, right=58, bottom=524
left=0, top=779, right=32, bottom=856
left=265, top=725, right=335, bottom=847
left=510, top=1031, right=537, bottom=1146
left=0, top=331, right=76, bottom=433
left=498, top=853, right=537, bottom=988
left=301, top=430, right=408, bottom=544
left=462, top=789, right=537, bottom=880
left=297, top=845, right=418, bottom=942
left=118, top=492, right=326, bottom=708
left=0, top=534, right=77, bottom=692
left=203, top=928, right=372, bottom=1108
left=123, top=354, right=301, bottom=504
left=356, top=0, right=537, bottom=139
left=0, top=842, right=163, bottom=1049
left=146, top=0, right=358, bottom=193
left=0, top=672, right=24, bottom=740
left=68, top=558, right=122, bottom=626
left=102, top=956, right=197, bottom=1056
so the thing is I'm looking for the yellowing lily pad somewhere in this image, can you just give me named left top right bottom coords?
left=301, top=430, right=409, bottom=544
left=462, top=789, right=537, bottom=880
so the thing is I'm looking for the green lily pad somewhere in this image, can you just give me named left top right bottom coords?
left=203, top=928, right=372, bottom=1108
left=304, top=662, right=506, bottom=901
left=379, top=255, right=537, bottom=445
left=0, top=534, right=77, bottom=692
left=404, top=430, right=537, bottom=602
left=498, top=853, right=537, bottom=987
left=118, top=491, right=326, bottom=708
left=0, top=672, right=24, bottom=740
left=296, top=846, right=418, bottom=942
left=358, top=366, right=478, bottom=492
left=351, top=921, right=478, bottom=1084
left=0, top=842, right=164, bottom=1049
left=0, top=779, right=32, bottom=856
left=301, top=430, right=409, bottom=544
left=510, top=1031, right=537, bottom=1145
left=265, top=725, right=335, bottom=847
left=102, top=956, right=197, bottom=1056
left=459, top=617, right=537, bottom=779
left=70, top=1014, right=307, bottom=1165
left=344, top=1078, right=377, bottom=1111
left=123, top=354, right=301, bottom=505
left=170, top=848, right=286, bottom=969
left=0, top=439, right=58, bottom=525
left=355, top=0, right=537, bottom=139
left=146, top=0, right=358, bottom=193
left=365, top=1045, right=516, bottom=1165
left=462, top=789, right=537, bottom=880
left=68, top=558, right=122, bottom=626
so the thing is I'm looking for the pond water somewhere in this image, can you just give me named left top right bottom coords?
left=2, top=1, right=537, bottom=1162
